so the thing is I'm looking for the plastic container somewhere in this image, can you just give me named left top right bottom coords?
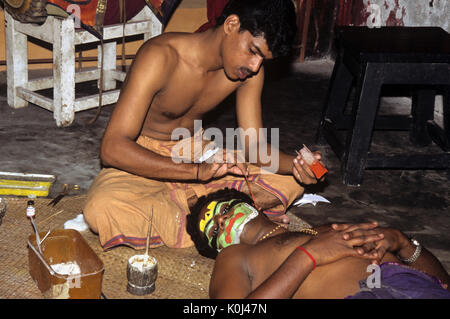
left=0, top=172, right=56, bottom=197
left=27, top=229, right=104, bottom=299
left=298, top=145, right=328, bottom=179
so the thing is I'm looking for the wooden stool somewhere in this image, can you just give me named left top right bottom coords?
left=5, top=6, right=162, bottom=126
left=318, top=27, right=450, bottom=186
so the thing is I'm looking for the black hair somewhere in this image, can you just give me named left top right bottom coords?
left=186, top=188, right=254, bottom=259
left=215, top=0, right=297, bottom=58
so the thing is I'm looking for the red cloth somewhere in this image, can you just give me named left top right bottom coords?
left=47, top=0, right=147, bottom=38
left=196, top=0, right=229, bottom=32
left=47, top=0, right=101, bottom=29
left=103, top=0, right=147, bottom=25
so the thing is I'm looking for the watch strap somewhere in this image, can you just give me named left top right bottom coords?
left=398, top=238, right=422, bottom=264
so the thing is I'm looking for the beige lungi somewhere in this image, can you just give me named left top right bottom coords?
left=83, top=135, right=304, bottom=250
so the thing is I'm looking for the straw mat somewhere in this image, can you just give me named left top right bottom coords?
left=0, top=195, right=311, bottom=299
left=0, top=195, right=214, bottom=299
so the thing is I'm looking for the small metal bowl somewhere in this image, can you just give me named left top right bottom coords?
left=126, top=255, right=158, bottom=296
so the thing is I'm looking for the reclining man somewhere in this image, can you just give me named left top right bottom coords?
left=186, top=188, right=450, bottom=299
left=84, top=0, right=323, bottom=250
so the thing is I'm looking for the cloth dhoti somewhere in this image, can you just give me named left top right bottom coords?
left=84, top=134, right=303, bottom=250
left=347, top=262, right=450, bottom=299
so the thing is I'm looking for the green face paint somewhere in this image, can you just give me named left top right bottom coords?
left=204, top=199, right=259, bottom=251
left=204, top=200, right=234, bottom=249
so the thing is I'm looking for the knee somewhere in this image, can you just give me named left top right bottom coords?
left=83, top=190, right=115, bottom=233
left=83, top=199, right=99, bottom=233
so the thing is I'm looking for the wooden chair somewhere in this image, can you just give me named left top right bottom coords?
left=5, top=5, right=162, bottom=126
left=318, top=27, right=450, bottom=185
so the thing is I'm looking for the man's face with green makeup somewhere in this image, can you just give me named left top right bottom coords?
left=198, top=199, right=259, bottom=251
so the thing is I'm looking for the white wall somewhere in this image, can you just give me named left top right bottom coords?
left=362, top=0, right=449, bottom=32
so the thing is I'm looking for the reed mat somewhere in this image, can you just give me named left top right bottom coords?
left=0, top=195, right=214, bottom=299
left=0, top=195, right=311, bottom=299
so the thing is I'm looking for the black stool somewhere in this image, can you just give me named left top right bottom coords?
left=318, top=27, right=450, bottom=186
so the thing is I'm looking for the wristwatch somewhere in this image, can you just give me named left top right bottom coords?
left=397, top=237, right=422, bottom=264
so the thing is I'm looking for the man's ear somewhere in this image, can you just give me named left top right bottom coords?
left=223, top=14, right=241, bottom=35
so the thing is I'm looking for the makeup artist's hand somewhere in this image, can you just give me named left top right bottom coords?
left=197, top=162, right=248, bottom=181
left=197, top=149, right=248, bottom=181
left=292, top=151, right=325, bottom=184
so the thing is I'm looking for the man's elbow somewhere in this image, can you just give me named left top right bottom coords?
left=100, top=138, right=117, bottom=167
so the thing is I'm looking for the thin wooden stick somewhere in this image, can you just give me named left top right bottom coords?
left=145, top=205, right=153, bottom=261
left=242, top=170, right=258, bottom=210
left=37, top=209, right=64, bottom=225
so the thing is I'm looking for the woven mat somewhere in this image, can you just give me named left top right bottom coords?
left=0, top=195, right=215, bottom=299
left=0, top=195, right=311, bottom=299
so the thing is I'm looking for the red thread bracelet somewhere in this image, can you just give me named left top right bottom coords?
left=296, top=246, right=316, bottom=271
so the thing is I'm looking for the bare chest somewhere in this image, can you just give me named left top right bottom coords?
left=148, top=68, right=239, bottom=123
left=247, top=234, right=311, bottom=288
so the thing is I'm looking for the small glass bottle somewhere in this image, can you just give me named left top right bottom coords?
left=26, top=198, right=42, bottom=253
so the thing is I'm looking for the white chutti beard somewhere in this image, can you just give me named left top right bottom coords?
left=232, top=203, right=259, bottom=245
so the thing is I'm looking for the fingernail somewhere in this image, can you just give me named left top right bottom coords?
left=294, top=159, right=298, bottom=163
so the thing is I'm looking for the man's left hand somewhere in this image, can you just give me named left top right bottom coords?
left=292, top=150, right=325, bottom=185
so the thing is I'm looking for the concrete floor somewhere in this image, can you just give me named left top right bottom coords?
left=1, top=59, right=449, bottom=272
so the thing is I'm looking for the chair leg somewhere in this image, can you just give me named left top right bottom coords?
left=148, top=7, right=163, bottom=39
left=316, top=56, right=353, bottom=145
left=5, top=11, right=28, bottom=109
left=98, top=41, right=117, bottom=90
left=53, top=16, right=75, bottom=127
left=410, top=88, right=435, bottom=147
left=142, top=5, right=159, bottom=42
left=342, top=63, right=382, bottom=186
left=322, top=58, right=354, bottom=126
left=440, top=86, right=450, bottom=150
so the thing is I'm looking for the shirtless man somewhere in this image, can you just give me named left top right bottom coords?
left=186, top=189, right=450, bottom=298
left=84, top=0, right=324, bottom=250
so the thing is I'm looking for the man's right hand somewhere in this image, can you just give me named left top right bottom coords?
left=197, top=161, right=248, bottom=182
left=302, top=222, right=383, bottom=266
left=197, top=149, right=249, bottom=182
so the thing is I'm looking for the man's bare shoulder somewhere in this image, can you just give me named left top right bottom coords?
left=133, top=35, right=175, bottom=70
left=215, top=244, right=252, bottom=267
left=135, top=32, right=195, bottom=68
left=210, top=244, right=253, bottom=298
